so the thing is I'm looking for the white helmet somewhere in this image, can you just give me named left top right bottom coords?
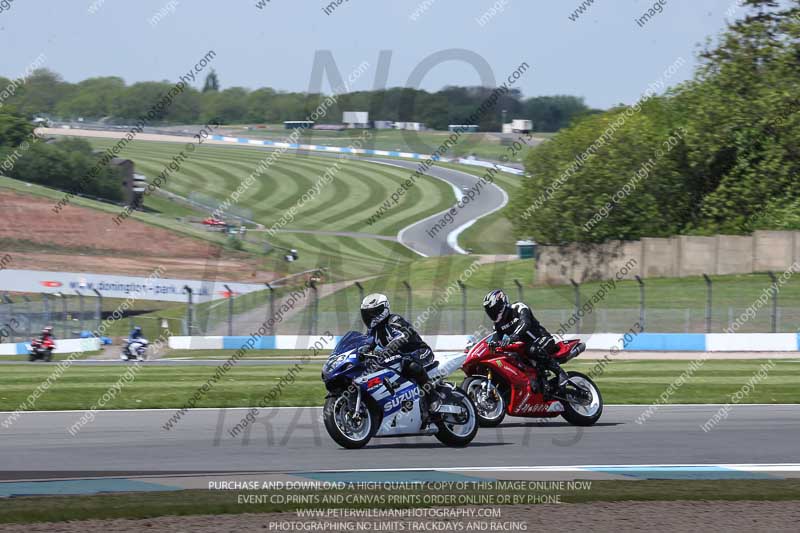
left=360, top=293, right=389, bottom=328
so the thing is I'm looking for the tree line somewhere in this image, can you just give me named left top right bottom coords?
left=511, top=0, right=800, bottom=243
left=0, top=68, right=596, bottom=132
left=0, top=109, right=122, bottom=202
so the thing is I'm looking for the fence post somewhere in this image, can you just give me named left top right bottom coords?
left=354, top=281, right=364, bottom=303
left=265, top=283, right=275, bottom=334
left=402, top=281, right=412, bottom=318
left=767, top=271, right=778, bottom=333
left=184, top=286, right=194, bottom=335
left=457, top=280, right=467, bottom=334
left=55, top=292, right=67, bottom=337
left=702, top=274, right=712, bottom=333
left=309, top=279, right=319, bottom=336
left=354, top=281, right=365, bottom=329
left=22, top=295, right=32, bottom=338
left=513, top=279, right=523, bottom=303
left=569, top=279, right=580, bottom=334
left=224, top=284, right=234, bottom=336
left=43, top=293, right=51, bottom=328
left=2, top=293, right=13, bottom=342
left=76, top=290, right=85, bottom=333
left=635, top=275, right=645, bottom=331
left=92, top=289, right=102, bottom=333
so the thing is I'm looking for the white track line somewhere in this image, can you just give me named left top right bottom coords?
left=447, top=178, right=509, bottom=255
left=290, top=463, right=800, bottom=474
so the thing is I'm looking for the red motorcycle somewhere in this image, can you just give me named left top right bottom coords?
left=27, top=338, right=55, bottom=362
left=460, top=335, right=602, bottom=427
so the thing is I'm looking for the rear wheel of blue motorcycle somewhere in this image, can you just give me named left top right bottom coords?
left=323, top=395, right=376, bottom=449
left=434, top=389, right=479, bottom=447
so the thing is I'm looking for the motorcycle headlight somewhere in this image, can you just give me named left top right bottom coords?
left=323, top=353, right=347, bottom=373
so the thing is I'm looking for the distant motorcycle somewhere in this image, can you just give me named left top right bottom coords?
left=27, top=338, right=55, bottom=362
left=121, top=338, right=149, bottom=361
left=321, top=331, right=478, bottom=449
left=461, top=334, right=602, bottom=427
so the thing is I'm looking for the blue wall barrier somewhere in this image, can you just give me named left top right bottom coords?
left=625, top=334, right=707, bottom=352
left=170, top=333, right=800, bottom=352
left=207, top=135, right=526, bottom=175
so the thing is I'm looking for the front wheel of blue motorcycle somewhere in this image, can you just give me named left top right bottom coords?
left=323, top=395, right=375, bottom=449
left=434, top=388, right=478, bottom=447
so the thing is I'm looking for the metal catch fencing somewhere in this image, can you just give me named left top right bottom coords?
left=182, top=271, right=800, bottom=337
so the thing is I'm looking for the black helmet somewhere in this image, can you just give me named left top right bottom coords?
left=483, top=289, right=509, bottom=323
left=360, top=293, right=389, bottom=328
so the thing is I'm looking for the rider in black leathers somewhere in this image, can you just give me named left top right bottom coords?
left=359, top=293, right=439, bottom=413
left=483, top=289, right=566, bottom=395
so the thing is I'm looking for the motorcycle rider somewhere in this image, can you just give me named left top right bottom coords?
left=129, top=325, right=143, bottom=341
left=124, top=326, right=143, bottom=358
left=482, top=289, right=566, bottom=396
left=39, top=326, right=55, bottom=343
left=359, top=294, right=441, bottom=416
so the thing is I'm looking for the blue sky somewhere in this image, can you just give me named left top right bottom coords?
left=0, top=0, right=755, bottom=109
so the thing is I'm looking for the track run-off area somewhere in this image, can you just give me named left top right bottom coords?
left=44, top=129, right=510, bottom=259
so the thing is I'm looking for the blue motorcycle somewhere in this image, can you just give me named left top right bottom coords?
left=321, top=331, right=478, bottom=449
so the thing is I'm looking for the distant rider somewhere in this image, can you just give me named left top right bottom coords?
left=125, top=326, right=144, bottom=357
left=483, top=289, right=565, bottom=395
left=359, top=294, right=440, bottom=415
left=39, top=326, right=55, bottom=343
left=129, top=326, right=143, bottom=341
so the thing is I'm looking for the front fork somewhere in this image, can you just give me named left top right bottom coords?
left=353, top=387, right=363, bottom=419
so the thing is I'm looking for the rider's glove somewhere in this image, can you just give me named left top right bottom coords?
left=500, top=336, right=512, bottom=348
left=535, top=335, right=556, bottom=355
left=357, top=345, right=372, bottom=358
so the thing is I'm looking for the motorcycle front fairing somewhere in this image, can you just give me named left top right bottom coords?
left=354, top=362, right=432, bottom=437
left=321, top=331, right=368, bottom=386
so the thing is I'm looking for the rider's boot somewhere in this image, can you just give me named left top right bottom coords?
left=545, top=366, right=569, bottom=398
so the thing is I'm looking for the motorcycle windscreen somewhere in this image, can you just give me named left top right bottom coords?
left=331, top=331, right=371, bottom=355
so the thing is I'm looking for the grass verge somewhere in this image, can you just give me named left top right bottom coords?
left=0, top=359, right=797, bottom=411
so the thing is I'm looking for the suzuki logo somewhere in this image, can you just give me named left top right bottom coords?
left=40, top=281, right=62, bottom=288
left=384, top=388, right=419, bottom=412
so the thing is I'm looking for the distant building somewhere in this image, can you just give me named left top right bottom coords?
left=343, top=111, right=369, bottom=129
left=511, top=119, right=533, bottom=133
left=448, top=124, right=479, bottom=132
left=394, top=122, right=425, bottom=131
left=284, top=120, right=315, bottom=130
left=113, top=158, right=147, bottom=208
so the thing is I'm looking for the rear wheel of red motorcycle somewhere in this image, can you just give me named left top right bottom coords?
left=561, top=371, right=603, bottom=426
left=461, top=376, right=507, bottom=427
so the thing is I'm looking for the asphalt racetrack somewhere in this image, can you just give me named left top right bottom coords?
left=1, top=405, right=797, bottom=479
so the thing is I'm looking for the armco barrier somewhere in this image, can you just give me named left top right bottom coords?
left=168, top=334, right=800, bottom=352
left=0, top=337, right=101, bottom=356
left=208, top=135, right=527, bottom=176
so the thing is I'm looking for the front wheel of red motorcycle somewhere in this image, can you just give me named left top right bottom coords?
left=461, top=376, right=507, bottom=428
left=560, top=371, right=603, bottom=426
